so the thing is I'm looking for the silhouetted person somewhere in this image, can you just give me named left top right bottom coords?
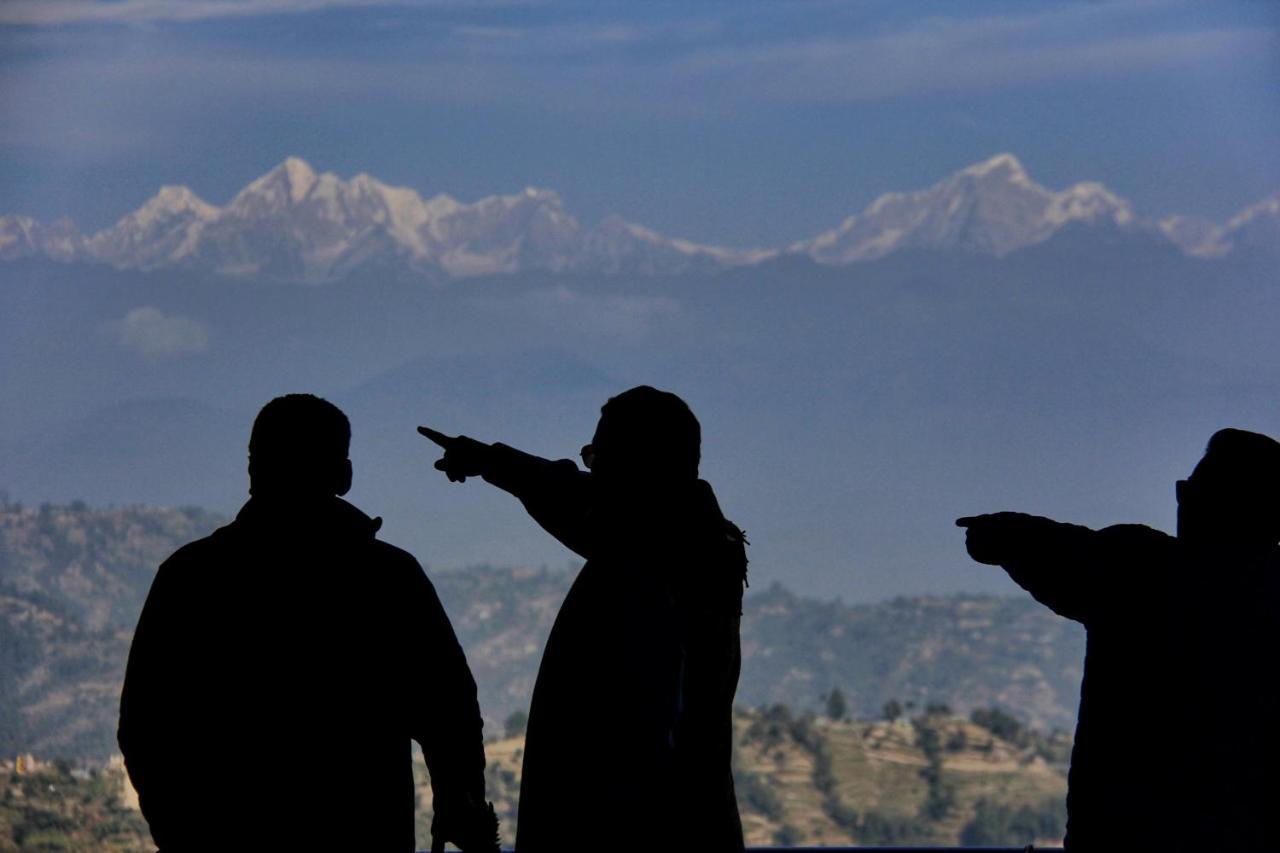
left=119, top=394, right=495, bottom=852
left=420, top=386, right=747, bottom=852
left=958, top=428, right=1280, bottom=852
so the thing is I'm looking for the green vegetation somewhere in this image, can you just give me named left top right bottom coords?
left=971, top=706, right=1023, bottom=743
left=0, top=762, right=150, bottom=851
left=0, top=499, right=221, bottom=757
left=4, top=702, right=1069, bottom=850
left=733, top=763, right=785, bottom=823
left=732, top=703, right=1067, bottom=846
left=503, top=710, right=528, bottom=739
left=914, top=705, right=957, bottom=823
left=823, top=688, right=847, bottom=721
left=1, top=498, right=1087, bottom=765
left=741, top=584, right=1085, bottom=731
left=0, top=499, right=1076, bottom=848
left=960, top=797, right=1067, bottom=846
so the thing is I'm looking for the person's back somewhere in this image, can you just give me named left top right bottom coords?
left=119, top=394, right=491, bottom=851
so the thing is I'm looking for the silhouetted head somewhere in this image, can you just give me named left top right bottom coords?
left=582, top=386, right=700, bottom=491
left=248, top=394, right=352, bottom=498
left=1176, top=428, right=1280, bottom=550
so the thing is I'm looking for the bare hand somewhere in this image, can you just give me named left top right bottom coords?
left=418, top=426, right=490, bottom=483
left=431, top=796, right=501, bottom=853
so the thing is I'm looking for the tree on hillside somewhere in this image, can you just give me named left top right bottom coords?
left=960, top=797, right=1065, bottom=846
left=970, top=706, right=1023, bottom=743
left=504, top=710, right=528, bottom=739
left=824, top=688, right=847, bottom=721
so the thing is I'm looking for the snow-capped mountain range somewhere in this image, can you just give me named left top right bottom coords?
left=1, top=154, right=1275, bottom=282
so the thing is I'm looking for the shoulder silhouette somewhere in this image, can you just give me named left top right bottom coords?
left=422, top=385, right=747, bottom=853
left=958, top=428, right=1280, bottom=852
left=119, top=394, right=496, bottom=852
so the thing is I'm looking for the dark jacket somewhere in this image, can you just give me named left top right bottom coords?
left=118, top=495, right=485, bottom=851
left=992, top=516, right=1279, bottom=852
left=482, top=444, right=746, bottom=853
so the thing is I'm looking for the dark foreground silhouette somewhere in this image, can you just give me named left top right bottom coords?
left=119, top=394, right=496, bottom=852
left=958, top=428, right=1280, bottom=852
left=421, top=386, right=748, bottom=852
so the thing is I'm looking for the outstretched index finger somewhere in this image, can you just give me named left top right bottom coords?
left=417, top=425, right=456, bottom=448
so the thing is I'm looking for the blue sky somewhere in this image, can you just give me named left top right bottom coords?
left=1, top=0, right=1278, bottom=245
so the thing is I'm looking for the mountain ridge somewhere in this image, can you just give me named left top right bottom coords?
left=2, top=154, right=1274, bottom=282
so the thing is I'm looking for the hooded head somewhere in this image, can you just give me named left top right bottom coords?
left=248, top=394, right=352, bottom=499
left=1176, top=428, right=1280, bottom=550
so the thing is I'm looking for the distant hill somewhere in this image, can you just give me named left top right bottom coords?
left=737, top=583, right=1083, bottom=730
left=0, top=499, right=1086, bottom=761
left=0, top=500, right=222, bottom=757
left=437, top=566, right=1085, bottom=734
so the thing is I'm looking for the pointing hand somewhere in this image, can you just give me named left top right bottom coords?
left=956, top=512, right=1037, bottom=566
left=418, top=426, right=490, bottom=483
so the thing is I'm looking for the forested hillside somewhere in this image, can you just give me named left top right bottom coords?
left=1, top=704, right=1067, bottom=850
left=0, top=499, right=1084, bottom=761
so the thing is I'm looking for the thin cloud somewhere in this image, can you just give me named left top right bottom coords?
left=498, top=287, right=682, bottom=342
left=4, top=3, right=1269, bottom=108
left=658, top=8, right=1276, bottom=104
left=0, top=0, right=524, bottom=27
left=110, top=307, right=210, bottom=357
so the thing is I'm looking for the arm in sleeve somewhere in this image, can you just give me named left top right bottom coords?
left=673, top=606, right=741, bottom=783
left=973, top=514, right=1168, bottom=624
left=117, top=555, right=189, bottom=848
left=671, top=545, right=746, bottom=824
left=404, top=561, right=487, bottom=810
left=993, top=515, right=1100, bottom=621
left=480, top=442, right=596, bottom=559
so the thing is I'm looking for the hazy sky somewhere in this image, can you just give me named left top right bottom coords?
left=3, top=1, right=1280, bottom=603
left=2, top=0, right=1278, bottom=245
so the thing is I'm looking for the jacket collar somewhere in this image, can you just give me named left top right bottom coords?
left=234, top=494, right=383, bottom=538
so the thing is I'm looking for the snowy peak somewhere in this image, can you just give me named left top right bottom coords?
left=573, top=214, right=757, bottom=275
left=2, top=155, right=1276, bottom=281
left=1221, top=192, right=1280, bottom=253
left=0, top=214, right=85, bottom=261
left=145, top=186, right=219, bottom=221
left=792, top=155, right=1147, bottom=263
left=428, top=186, right=582, bottom=278
left=282, top=157, right=317, bottom=202
left=960, top=152, right=1032, bottom=184
left=1159, top=192, right=1280, bottom=258
left=88, top=185, right=219, bottom=269
left=1045, top=182, right=1133, bottom=227
left=0, top=215, right=42, bottom=259
left=1227, top=191, right=1280, bottom=228
left=225, top=157, right=320, bottom=218
left=42, top=158, right=738, bottom=281
left=1158, top=215, right=1226, bottom=258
